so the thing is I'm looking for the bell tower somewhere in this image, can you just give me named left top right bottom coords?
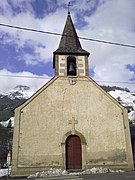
left=53, top=13, right=90, bottom=77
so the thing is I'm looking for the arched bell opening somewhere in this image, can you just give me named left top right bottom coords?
left=67, top=56, right=76, bottom=76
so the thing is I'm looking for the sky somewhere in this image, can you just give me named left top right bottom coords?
left=0, top=0, right=135, bottom=93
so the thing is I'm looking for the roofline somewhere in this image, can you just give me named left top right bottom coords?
left=53, top=51, right=90, bottom=56
left=15, top=76, right=58, bottom=110
left=86, top=76, right=127, bottom=110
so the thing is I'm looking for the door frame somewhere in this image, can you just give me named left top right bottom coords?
left=66, top=135, right=82, bottom=169
left=61, top=131, right=87, bottom=170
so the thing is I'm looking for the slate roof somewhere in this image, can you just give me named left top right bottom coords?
left=53, top=13, right=89, bottom=68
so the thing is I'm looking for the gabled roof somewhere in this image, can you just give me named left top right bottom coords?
left=53, top=13, right=89, bottom=68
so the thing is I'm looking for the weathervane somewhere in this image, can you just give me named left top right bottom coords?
left=68, top=2, right=72, bottom=14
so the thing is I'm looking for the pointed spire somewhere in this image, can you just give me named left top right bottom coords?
left=54, top=14, right=89, bottom=55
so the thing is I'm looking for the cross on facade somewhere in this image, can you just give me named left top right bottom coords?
left=68, top=117, right=78, bottom=134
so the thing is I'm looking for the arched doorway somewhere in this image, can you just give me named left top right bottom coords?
left=66, top=135, right=82, bottom=170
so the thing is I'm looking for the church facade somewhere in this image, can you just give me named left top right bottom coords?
left=11, top=13, right=134, bottom=176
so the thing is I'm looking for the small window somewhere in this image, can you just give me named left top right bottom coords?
left=67, top=56, right=76, bottom=76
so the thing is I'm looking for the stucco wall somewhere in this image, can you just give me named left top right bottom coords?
left=11, top=76, right=133, bottom=175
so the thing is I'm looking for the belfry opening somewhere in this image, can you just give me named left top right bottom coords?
left=67, top=56, right=76, bottom=76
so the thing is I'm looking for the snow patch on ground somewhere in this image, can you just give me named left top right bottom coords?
left=0, top=167, right=11, bottom=177
left=27, top=167, right=124, bottom=178
left=128, top=111, right=135, bottom=121
left=0, top=117, right=14, bottom=127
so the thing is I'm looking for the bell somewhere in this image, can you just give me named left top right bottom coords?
left=69, top=62, right=75, bottom=73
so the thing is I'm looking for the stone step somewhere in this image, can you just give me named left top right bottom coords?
left=35, top=175, right=83, bottom=180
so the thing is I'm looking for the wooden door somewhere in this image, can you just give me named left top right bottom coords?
left=66, top=135, right=82, bottom=169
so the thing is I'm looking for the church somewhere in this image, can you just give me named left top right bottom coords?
left=11, top=12, right=134, bottom=176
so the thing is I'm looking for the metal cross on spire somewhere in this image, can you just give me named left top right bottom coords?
left=68, top=2, right=72, bottom=14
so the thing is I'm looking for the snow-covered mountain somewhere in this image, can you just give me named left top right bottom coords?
left=109, top=90, right=135, bottom=110
left=2, top=85, right=35, bottom=100
left=0, top=85, right=35, bottom=124
left=108, top=90, right=135, bottom=123
left=0, top=85, right=135, bottom=127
